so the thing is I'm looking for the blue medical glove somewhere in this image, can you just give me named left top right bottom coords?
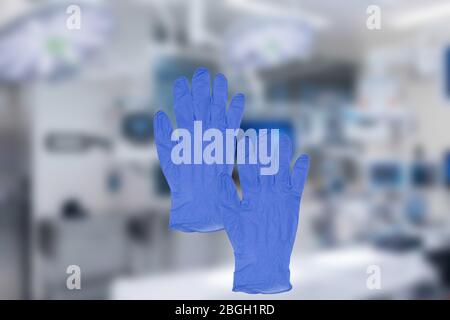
left=154, top=68, right=245, bottom=232
left=220, top=134, right=310, bottom=293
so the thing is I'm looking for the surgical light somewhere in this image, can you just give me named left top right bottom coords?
left=0, top=0, right=113, bottom=82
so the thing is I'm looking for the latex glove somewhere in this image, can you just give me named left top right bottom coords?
left=220, top=134, right=310, bottom=293
left=154, top=68, right=245, bottom=232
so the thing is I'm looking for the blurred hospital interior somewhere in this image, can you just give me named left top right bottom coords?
left=2, top=0, right=450, bottom=299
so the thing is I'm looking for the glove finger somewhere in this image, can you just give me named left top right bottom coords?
left=290, top=154, right=310, bottom=196
left=237, top=134, right=259, bottom=199
left=192, top=67, right=211, bottom=123
left=258, top=130, right=276, bottom=190
left=211, top=73, right=228, bottom=128
left=154, top=111, right=176, bottom=187
left=173, top=76, right=194, bottom=131
left=224, top=94, right=245, bottom=176
left=275, top=133, right=293, bottom=190
left=226, top=93, right=245, bottom=130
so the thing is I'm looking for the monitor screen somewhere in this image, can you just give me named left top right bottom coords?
left=370, top=163, right=402, bottom=188
left=411, top=163, right=435, bottom=187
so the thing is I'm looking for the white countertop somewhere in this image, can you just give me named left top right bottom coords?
left=111, top=245, right=438, bottom=299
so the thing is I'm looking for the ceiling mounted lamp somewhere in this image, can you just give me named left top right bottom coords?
left=225, top=18, right=315, bottom=71
left=0, top=0, right=114, bottom=83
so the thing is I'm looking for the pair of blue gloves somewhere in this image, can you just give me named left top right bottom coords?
left=154, top=68, right=309, bottom=294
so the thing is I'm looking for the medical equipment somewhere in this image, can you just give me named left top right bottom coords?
left=444, top=152, right=450, bottom=189
left=445, top=47, right=450, bottom=100
left=411, top=163, right=436, bottom=187
left=370, top=162, right=403, bottom=189
left=45, top=132, right=111, bottom=152
left=121, top=111, right=154, bottom=145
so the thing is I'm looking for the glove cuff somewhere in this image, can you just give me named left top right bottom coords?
left=168, top=195, right=224, bottom=232
left=232, top=253, right=292, bottom=294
